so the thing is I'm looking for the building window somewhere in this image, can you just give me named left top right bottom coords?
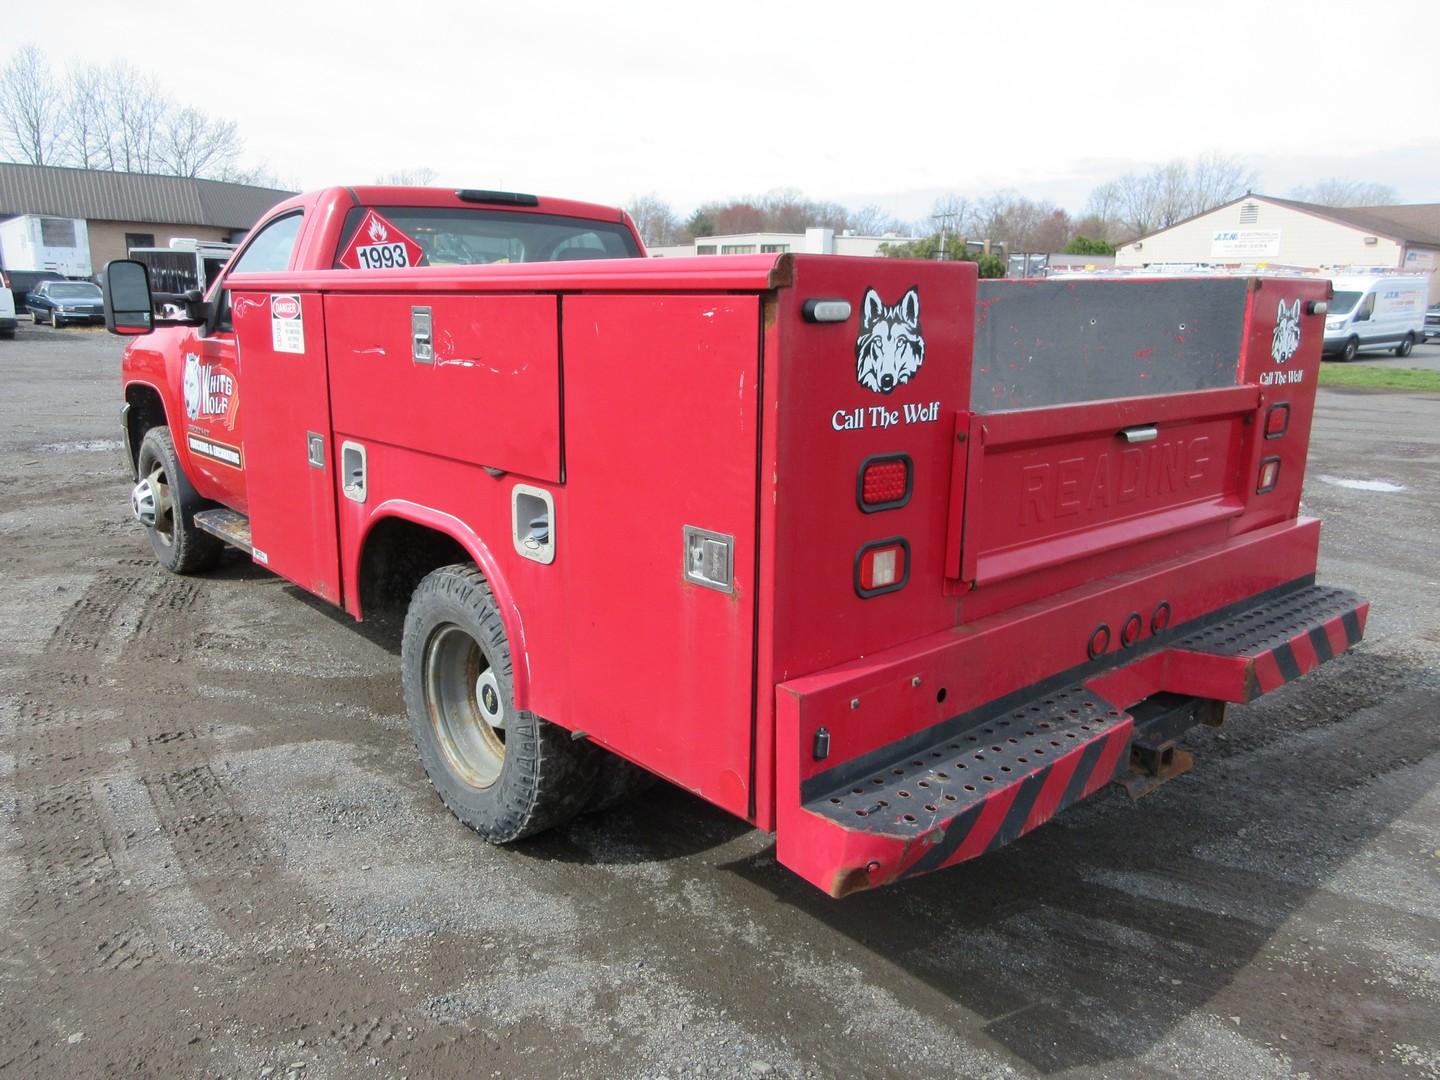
left=720, top=244, right=757, bottom=255
left=41, top=218, right=77, bottom=247
left=760, top=244, right=789, bottom=253
left=1238, top=203, right=1259, bottom=224
left=125, top=232, right=156, bottom=252
left=696, top=244, right=717, bottom=255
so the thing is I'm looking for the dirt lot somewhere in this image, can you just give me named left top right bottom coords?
left=1, top=322, right=1437, bottom=1080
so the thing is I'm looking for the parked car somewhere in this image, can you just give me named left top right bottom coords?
left=1426, top=303, right=1440, bottom=341
left=0, top=268, right=66, bottom=312
left=26, top=280, right=105, bottom=327
left=0, top=284, right=15, bottom=338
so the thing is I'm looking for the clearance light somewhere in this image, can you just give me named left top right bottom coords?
left=1257, top=456, right=1281, bottom=494
left=855, top=538, right=910, bottom=597
left=857, top=453, right=912, bottom=512
left=1264, top=402, right=1290, bottom=439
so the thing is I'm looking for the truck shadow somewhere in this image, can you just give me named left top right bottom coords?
left=717, top=648, right=1439, bottom=1074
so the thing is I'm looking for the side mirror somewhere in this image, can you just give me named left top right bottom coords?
left=104, top=260, right=155, bottom=335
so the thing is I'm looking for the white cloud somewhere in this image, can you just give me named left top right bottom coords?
left=9, top=0, right=1437, bottom=212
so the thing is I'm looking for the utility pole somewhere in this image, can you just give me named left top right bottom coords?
left=932, top=211, right=961, bottom=261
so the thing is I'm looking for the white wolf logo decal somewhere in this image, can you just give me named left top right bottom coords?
left=1271, top=299, right=1301, bottom=364
left=182, top=353, right=202, bottom=419
left=856, top=286, right=924, bottom=393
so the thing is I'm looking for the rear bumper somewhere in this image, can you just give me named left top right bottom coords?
left=775, top=538, right=1368, bottom=896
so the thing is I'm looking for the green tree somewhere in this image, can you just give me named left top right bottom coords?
left=1063, top=235, right=1115, bottom=256
left=684, top=209, right=715, bottom=239
left=878, top=237, right=1006, bottom=277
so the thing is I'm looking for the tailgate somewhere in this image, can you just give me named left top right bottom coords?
left=955, top=385, right=1256, bottom=586
left=953, top=277, right=1317, bottom=592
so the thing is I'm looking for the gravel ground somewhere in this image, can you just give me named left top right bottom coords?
left=1, top=321, right=1437, bottom=1080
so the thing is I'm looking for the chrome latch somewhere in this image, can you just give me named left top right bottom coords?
left=684, top=526, right=734, bottom=593
left=412, top=306, right=433, bottom=364
left=1119, top=424, right=1159, bottom=444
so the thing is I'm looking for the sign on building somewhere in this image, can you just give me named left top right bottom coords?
left=1211, top=229, right=1282, bottom=258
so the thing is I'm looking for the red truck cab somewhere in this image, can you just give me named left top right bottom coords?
left=109, top=186, right=1368, bottom=897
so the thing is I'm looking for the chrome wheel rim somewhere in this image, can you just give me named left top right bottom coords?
left=142, top=465, right=175, bottom=546
left=424, top=623, right=506, bottom=788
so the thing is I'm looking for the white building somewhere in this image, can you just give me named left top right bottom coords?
left=1115, top=193, right=1440, bottom=301
left=649, top=226, right=916, bottom=259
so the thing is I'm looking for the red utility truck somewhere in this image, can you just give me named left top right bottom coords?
left=104, top=186, right=1368, bottom=897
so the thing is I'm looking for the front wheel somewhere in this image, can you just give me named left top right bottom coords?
left=134, top=427, right=224, bottom=574
left=1341, top=336, right=1359, bottom=362
left=402, top=565, right=597, bottom=843
left=1395, top=334, right=1414, bottom=358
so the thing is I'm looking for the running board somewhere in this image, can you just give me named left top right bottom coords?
left=193, top=508, right=252, bottom=554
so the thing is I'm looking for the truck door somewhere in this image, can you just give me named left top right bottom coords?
left=179, top=211, right=308, bottom=511
left=230, top=289, right=343, bottom=605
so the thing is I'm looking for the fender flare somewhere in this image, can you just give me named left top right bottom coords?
left=352, top=500, right=533, bottom=710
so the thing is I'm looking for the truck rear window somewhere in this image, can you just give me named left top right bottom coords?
left=332, top=207, right=640, bottom=268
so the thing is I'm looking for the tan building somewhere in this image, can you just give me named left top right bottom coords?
left=0, top=162, right=293, bottom=271
left=649, top=227, right=917, bottom=259
left=1116, top=193, right=1440, bottom=301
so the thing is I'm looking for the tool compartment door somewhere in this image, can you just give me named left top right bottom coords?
left=558, top=294, right=761, bottom=818
left=231, top=291, right=342, bottom=603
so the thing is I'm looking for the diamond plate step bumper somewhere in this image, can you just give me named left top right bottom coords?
left=775, top=583, right=1368, bottom=897
left=1163, top=585, right=1368, bottom=702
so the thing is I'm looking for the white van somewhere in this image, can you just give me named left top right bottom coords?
left=1323, top=274, right=1429, bottom=360
left=0, top=284, right=16, bottom=339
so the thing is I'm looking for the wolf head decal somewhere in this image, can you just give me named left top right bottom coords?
left=182, top=353, right=202, bottom=419
left=856, top=286, right=924, bottom=393
left=1271, top=298, right=1301, bottom=364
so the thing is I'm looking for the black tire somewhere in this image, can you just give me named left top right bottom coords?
left=0, top=329, right=13, bottom=340
left=586, top=751, right=658, bottom=814
left=1395, top=334, right=1414, bottom=358
left=1341, top=336, right=1359, bottom=363
left=134, top=426, right=224, bottom=574
left=402, top=565, right=597, bottom=843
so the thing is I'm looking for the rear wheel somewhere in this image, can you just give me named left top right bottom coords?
left=134, top=427, right=224, bottom=574
left=1340, top=336, right=1359, bottom=362
left=402, top=565, right=596, bottom=842
left=1394, top=333, right=1414, bottom=358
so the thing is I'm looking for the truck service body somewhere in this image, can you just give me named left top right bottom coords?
left=109, top=186, right=1368, bottom=897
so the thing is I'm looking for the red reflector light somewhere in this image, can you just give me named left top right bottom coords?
left=855, top=539, right=909, bottom=597
left=1264, top=402, right=1290, bottom=439
left=857, top=454, right=912, bottom=512
left=1257, top=456, right=1281, bottom=493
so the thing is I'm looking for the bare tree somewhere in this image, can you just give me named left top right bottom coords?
left=98, top=61, right=168, bottom=173
left=0, top=46, right=65, bottom=165
left=60, top=64, right=108, bottom=168
left=624, top=194, right=681, bottom=246
left=1289, top=179, right=1399, bottom=207
left=160, top=107, right=242, bottom=178
left=848, top=204, right=908, bottom=236
left=375, top=167, right=439, bottom=186
left=1087, top=153, right=1256, bottom=240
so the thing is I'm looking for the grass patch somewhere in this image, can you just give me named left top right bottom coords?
left=1317, top=364, right=1440, bottom=392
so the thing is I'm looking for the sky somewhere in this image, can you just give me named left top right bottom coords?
left=8, top=0, right=1439, bottom=219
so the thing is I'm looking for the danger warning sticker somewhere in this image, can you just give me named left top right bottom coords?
left=337, top=209, right=424, bottom=271
left=271, top=293, right=305, bottom=353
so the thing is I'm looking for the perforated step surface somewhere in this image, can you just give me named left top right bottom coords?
left=1174, top=584, right=1364, bottom=657
left=806, top=684, right=1131, bottom=848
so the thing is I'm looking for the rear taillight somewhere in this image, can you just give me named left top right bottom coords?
left=855, top=538, right=909, bottom=597
left=1264, top=402, right=1290, bottom=439
left=857, top=453, right=912, bottom=512
left=1257, top=456, right=1281, bottom=493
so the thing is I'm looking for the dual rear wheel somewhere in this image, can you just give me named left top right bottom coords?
left=402, top=564, right=652, bottom=842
